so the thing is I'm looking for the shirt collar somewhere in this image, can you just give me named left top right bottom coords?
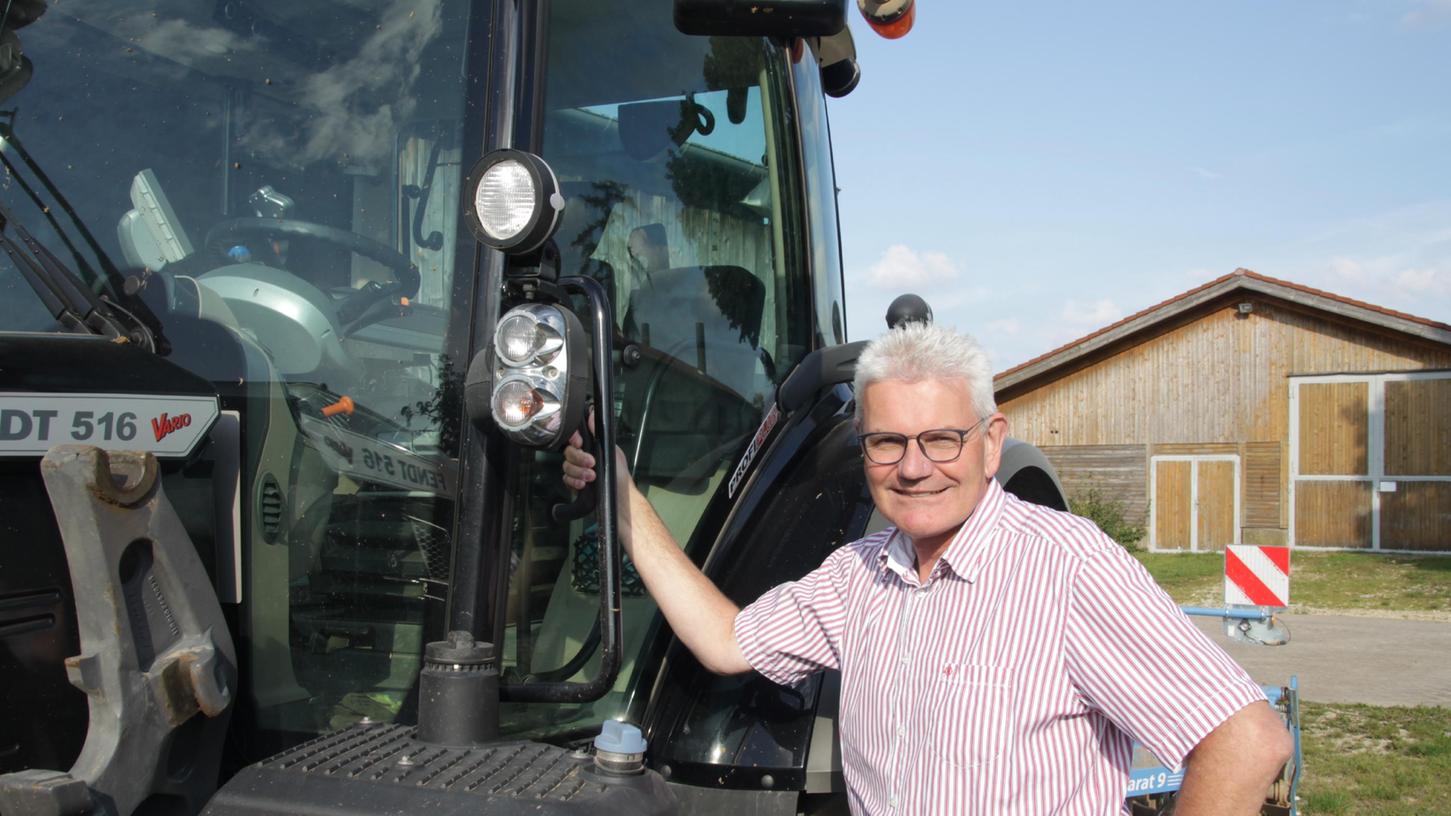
left=875, top=478, right=1008, bottom=585
left=880, top=531, right=917, bottom=582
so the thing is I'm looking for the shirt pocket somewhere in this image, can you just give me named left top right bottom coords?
left=926, top=664, right=1016, bottom=769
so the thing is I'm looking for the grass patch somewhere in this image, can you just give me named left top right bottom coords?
left=1289, top=552, right=1451, bottom=613
left=1132, top=551, right=1451, bottom=613
left=1299, top=702, right=1451, bottom=814
left=1132, top=552, right=1223, bottom=605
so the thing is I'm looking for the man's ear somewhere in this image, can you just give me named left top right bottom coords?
left=982, top=413, right=1009, bottom=479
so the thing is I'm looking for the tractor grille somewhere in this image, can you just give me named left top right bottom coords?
left=408, top=514, right=452, bottom=582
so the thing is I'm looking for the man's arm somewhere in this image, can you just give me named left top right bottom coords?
left=1174, top=700, right=1294, bottom=816
left=1062, top=533, right=1293, bottom=815
left=563, top=430, right=752, bottom=675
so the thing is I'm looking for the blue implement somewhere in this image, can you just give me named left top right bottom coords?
left=1122, top=607, right=1302, bottom=815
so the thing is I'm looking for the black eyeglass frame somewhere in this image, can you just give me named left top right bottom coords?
left=856, top=416, right=991, bottom=465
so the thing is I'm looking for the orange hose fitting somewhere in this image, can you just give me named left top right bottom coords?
left=322, top=395, right=355, bottom=417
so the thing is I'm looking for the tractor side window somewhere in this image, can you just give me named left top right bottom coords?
left=793, top=46, right=848, bottom=346
left=496, top=3, right=810, bottom=741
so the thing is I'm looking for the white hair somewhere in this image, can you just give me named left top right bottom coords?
left=852, top=322, right=996, bottom=425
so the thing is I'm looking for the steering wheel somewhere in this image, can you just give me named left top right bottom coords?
left=204, top=217, right=421, bottom=331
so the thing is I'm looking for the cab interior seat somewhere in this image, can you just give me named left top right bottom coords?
left=622, top=263, right=766, bottom=491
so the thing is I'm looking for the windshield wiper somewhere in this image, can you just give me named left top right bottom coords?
left=0, top=202, right=155, bottom=350
left=0, top=113, right=167, bottom=351
left=0, top=114, right=123, bottom=294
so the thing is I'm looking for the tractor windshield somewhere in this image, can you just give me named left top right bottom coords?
left=494, top=1, right=813, bottom=740
left=0, top=0, right=474, bottom=754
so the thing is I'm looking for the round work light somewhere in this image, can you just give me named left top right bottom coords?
left=476, top=161, right=537, bottom=241
left=463, top=149, right=565, bottom=255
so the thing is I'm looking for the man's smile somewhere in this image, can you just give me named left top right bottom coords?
left=895, top=486, right=949, bottom=497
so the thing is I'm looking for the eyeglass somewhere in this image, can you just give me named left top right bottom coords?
left=857, top=417, right=990, bottom=465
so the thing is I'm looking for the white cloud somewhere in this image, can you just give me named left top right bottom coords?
left=986, top=318, right=1021, bottom=336
left=1395, top=266, right=1450, bottom=296
left=1289, top=206, right=1451, bottom=316
left=1404, top=0, right=1451, bottom=27
left=1289, top=250, right=1451, bottom=320
left=1037, top=299, right=1125, bottom=356
left=863, top=244, right=962, bottom=289
left=1329, top=256, right=1366, bottom=281
left=1059, top=298, right=1122, bottom=325
left=136, top=19, right=257, bottom=61
left=237, top=0, right=445, bottom=170
left=1187, top=166, right=1223, bottom=181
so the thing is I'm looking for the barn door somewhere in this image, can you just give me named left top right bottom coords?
left=1150, top=456, right=1241, bottom=552
left=1197, top=460, right=1237, bottom=548
left=1293, top=374, right=1451, bottom=551
left=1289, top=379, right=1371, bottom=548
left=1153, top=460, right=1192, bottom=550
left=1380, top=376, right=1451, bottom=550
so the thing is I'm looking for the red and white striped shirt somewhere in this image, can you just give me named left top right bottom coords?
left=734, top=479, right=1265, bottom=815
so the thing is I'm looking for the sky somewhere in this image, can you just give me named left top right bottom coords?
left=827, top=0, right=1451, bottom=371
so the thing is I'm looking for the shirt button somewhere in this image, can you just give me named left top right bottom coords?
left=889, top=795, right=898, bottom=809
left=897, top=724, right=906, bottom=737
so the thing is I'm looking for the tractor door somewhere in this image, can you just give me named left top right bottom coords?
left=486, top=0, right=819, bottom=743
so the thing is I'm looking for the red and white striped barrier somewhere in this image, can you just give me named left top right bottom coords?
left=1224, top=545, right=1290, bottom=608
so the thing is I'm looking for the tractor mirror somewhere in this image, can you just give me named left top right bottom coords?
left=674, top=0, right=846, bottom=38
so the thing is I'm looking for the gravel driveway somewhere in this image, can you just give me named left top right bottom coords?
left=1192, top=612, right=1451, bottom=707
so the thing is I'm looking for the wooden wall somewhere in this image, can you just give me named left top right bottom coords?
left=1037, top=442, right=1286, bottom=545
left=998, top=300, right=1451, bottom=448
left=1038, top=444, right=1147, bottom=522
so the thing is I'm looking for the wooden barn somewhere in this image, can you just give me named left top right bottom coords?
left=994, top=269, right=1451, bottom=553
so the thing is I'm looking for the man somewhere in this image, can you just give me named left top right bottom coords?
left=563, top=322, right=1292, bottom=815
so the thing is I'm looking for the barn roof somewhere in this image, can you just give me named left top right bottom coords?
left=994, top=268, right=1451, bottom=394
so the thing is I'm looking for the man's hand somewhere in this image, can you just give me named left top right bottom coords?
left=1174, top=700, right=1295, bottom=815
left=559, top=429, right=595, bottom=492
left=561, top=412, right=634, bottom=546
left=558, top=410, right=751, bottom=676
left=560, top=410, right=628, bottom=493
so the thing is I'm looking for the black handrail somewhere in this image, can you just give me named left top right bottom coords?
left=500, top=274, right=621, bottom=703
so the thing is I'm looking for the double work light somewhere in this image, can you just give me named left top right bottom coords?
left=488, top=303, right=587, bottom=447
left=461, top=148, right=588, bottom=449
